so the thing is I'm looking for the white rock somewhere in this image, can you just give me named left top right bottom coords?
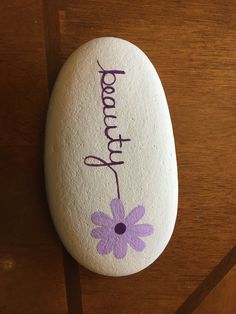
left=45, top=37, right=178, bottom=276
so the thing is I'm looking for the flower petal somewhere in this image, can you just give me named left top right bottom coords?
left=128, top=236, right=146, bottom=252
left=91, top=226, right=111, bottom=239
left=97, top=236, right=115, bottom=255
left=129, top=224, right=154, bottom=237
left=111, top=198, right=125, bottom=221
left=113, top=236, right=128, bottom=259
left=125, top=205, right=145, bottom=226
left=91, top=211, right=114, bottom=227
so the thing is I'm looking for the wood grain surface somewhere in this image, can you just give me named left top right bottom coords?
left=194, top=266, right=236, bottom=314
left=0, top=1, right=236, bottom=313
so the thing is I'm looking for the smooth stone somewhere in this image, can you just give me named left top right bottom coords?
left=45, top=37, right=178, bottom=276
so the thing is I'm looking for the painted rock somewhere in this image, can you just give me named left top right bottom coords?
left=45, top=37, right=178, bottom=276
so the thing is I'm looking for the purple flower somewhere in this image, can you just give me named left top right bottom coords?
left=91, top=198, right=154, bottom=259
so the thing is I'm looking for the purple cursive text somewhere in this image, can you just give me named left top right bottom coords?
left=84, top=60, right=130, bottom=199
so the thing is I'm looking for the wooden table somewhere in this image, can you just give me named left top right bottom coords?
left=0, top=1, right=235, bottom=313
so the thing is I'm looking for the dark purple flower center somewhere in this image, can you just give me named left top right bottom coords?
left=114, top=222, right=126, bottom=235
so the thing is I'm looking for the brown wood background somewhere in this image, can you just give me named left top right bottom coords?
left=0, top=1, right=236, bottom=313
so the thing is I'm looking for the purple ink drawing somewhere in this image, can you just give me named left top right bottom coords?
left=84, top=60, right=130, bottom=199
left=84, top=61, right=154, bottom=259
left=91, top=199, right=154, bottom=259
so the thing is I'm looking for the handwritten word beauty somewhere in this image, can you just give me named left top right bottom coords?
left=84, top=60, right=130, bottom=199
